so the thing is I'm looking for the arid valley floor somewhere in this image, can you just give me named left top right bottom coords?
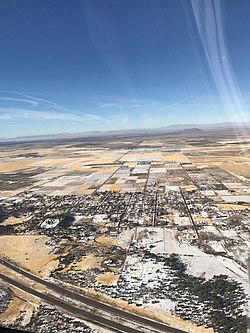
left=0, top=127, right=249, bottom=333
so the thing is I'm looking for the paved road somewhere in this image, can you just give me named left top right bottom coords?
left=180, top=189, right=200, bottom=239
left=0, top=258, right=188, bottom=333
left=0, top=272, right=141, bottom=333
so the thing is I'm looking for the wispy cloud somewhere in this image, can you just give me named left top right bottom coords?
left=96, top=97, right=196, bottom=113
left=17, top=93, right=58, bottom=107
left=2, top=90, right=58, bottom=107
left=0, top=90, right=110, bottom=125
left=0, top=108, right=110, bottom=124
left=0, top=96, right=38, bottom=107
left=96, top=98, right=156, bottom=110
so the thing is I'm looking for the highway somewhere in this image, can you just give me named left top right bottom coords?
left=0, top=257, right=188, bottom=333
left=0, top=272, right=143, bottom=333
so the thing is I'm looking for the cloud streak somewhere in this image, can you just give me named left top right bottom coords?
left=162, top=96, right=193, bottom=111
left=2, top=90, right=58, bottom=107
left=96, top=98, right=157, bottom=110
left=0, top=108, right=110, bottom=124
left=0, top=96, right=38, bottom=107
left=0, top=91, right=110, bottom=125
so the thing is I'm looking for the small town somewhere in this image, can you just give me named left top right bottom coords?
left=0, top=174, right=249, bottom=333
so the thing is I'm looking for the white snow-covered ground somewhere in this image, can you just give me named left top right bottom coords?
left=115, top=225, right=250, bottom=320
left=135, top=227, right=205, bottom=256
left=126, top=226, right=250, bottom=299
left=173, top=211, right=191, bottom=226
left=182, top=254, right=250, bottom=293
left=210, top=242, right=226, bottom=253
left=201, top=190, right=216, bottom=196
left=219, top=229, right=238, bottom=238
left=202, top=225, right=220, bottom=234
left=147, top=299, right=175, bottom=313
left=117, top=229, right=135, bottom=249
left=131, top=227, right=250, bottom=285
left=123, top=249, right=170, bottom=289
left=221, top=195, right=250, bottom=203
left=215, top=190, right=233, bottom=196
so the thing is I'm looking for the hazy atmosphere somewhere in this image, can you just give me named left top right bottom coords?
left=0, top=0, right=250, bottom=137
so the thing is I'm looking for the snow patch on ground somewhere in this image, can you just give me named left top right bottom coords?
left=147, top=299, right=175, bottom=313
left=182, top=254, right=250, bottom=293
left=136, top=227, right=206, bottom=256
left=117, top=229, right=134, bottom=249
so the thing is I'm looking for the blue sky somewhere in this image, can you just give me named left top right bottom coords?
left=0, top=0, right=250, bottom=138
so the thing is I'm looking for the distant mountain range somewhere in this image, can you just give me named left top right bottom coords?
left=158, top=121, right=250, bottom=130
left=0, top=121, right=249, bottom=143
